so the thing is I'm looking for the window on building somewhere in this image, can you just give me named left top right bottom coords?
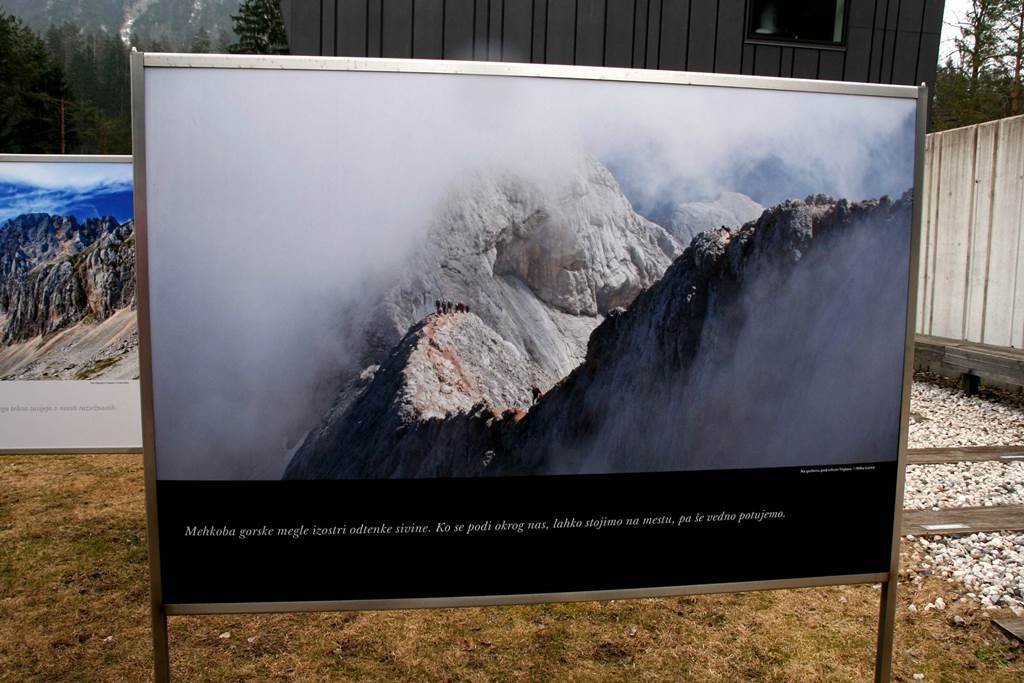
left=747, top=1, right=846, bottom=46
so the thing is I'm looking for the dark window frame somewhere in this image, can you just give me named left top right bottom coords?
left=744, top=0, right=850, bottom=50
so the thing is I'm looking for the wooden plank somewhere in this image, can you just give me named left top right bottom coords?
left=545, top=0, right=575, bottom=64
left=381, top=0, right=414, bottom=57
left=367, top=0, right=383, bottom=56
left=575, top=0, right=605, bottom=66
left=444, top=0, right=476, bottom=59
left=913, top=334, right=1024, bottom=388
left=902, top=505, right=1024, bottom=537
left=321, top=0, right=336, bottom=55
left=532, top=0, right=547, bottom=62
left=879, top=28, right=896, bottom=82
left=659, top=0, right=689, bottom=71
left=922, top=0, right=944, bottom=32
left=993, top=617, right=1024, bottom=644
left=645, top=0, right=662, bottom=68
left=753, top=44, right=781, bottom=77
left=413, top=0, right=444, bottom=58
left=964, top=121, right=998, bottom=343
left=604, top=0, right=635, bottom=67
left=869, top=0, right=891, bottom=82
left=488, top=0, right=502, bottom=61
left=502, top=0, right=533, bottom=62
left=985, top=116, right=1024, bottom=347
left=473, top=0, right=489, bottom=60
left=924, top=132, right=943, bottom=334
left=944, top=347, right=1024, bottom=387
left=844, top=25, right=873, bottom=82
left=916, top=30, right=940, bottom=87
left=818, top=50, right=844, bottom=80
left=714, top=0, right=743, bottom=73
left=891, top=30, right=921, bottom=85
left=907, top=446, right=1024, bottom=465
left=848, top=0, right=878, bottom=28
left=686, top=0, right=716, bottom=73
left=917, top=134, right=934, bottom=332
left=288, top=0, right=324, bottom=54
left=740, top=41, right=753, bottom=74
left=337, top=0, right=369, bottom=56
left=779, top=46, right=793, bottom=77
left=929, top=127, right=976, bottom=340
left=632, top=0, right=648, bottom=67
left=792, top=48, right=818, bottom=79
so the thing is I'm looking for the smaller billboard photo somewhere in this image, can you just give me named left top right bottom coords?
left=0, top=157, right=141, bottom=452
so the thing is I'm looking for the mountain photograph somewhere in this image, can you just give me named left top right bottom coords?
left=143, top=70, right=917, bottom=480
left=0, top=161, right=137, bottom=381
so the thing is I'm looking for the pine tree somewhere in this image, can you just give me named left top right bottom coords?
left=0, top=12, right=68, bottom=152
left=190, top=27, right=212, bottom=54
left=228, top=0, right=288, bottom=55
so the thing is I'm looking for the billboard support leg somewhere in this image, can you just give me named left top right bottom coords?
left=152, top=604, right=170, bottom=683
left=874, top=578, right=897, bottom=683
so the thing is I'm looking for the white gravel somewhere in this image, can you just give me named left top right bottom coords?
left=903, top=373, right=1024, bottom=613
left=903, top=461, right=1024, bottom=510
left=909, top=374, right=1024, bottom=449
left=906, top=532, right=1024, bottom=613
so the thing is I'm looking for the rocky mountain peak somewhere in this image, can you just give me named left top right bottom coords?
left=286, top=190, right=912, bottom=479
left=0, top=213, right=136, bottom=344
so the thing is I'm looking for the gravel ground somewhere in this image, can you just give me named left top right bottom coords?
left=904, top=461, right=1024, bottom=510
left=903, top=373, right=1024, bottom=614
left=909, top=373, right=1024, bottom=449
left=906, top=532, right=1024, bottom=614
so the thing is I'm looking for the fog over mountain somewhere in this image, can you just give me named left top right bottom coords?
left=286, top=192, right=911, bottom=479
left=143, top=69, right=915, bottom=479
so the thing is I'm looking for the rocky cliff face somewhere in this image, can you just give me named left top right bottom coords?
left=0, top=213, right=136, bottom=343
left=286, top=311, right=539, bottom=479
left=0, top=213, right=137, bottom=376
left=650, top=192, right=764, bottom=245
left=355, top=156, right=680, bottom=387
left=286, top=192, right=912, bottom=479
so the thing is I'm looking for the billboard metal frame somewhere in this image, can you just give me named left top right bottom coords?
left=131, top=51, right=925, bottom=683
left=0, top=153, right=140, bottom=455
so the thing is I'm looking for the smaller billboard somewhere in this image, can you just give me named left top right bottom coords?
left=0, top=155, right=142, bottom=452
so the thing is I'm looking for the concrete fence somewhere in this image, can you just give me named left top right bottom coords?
left=917, top=114, right=1024, bottom=348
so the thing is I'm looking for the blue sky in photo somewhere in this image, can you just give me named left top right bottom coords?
left=0, top=161, right=133, bottom=225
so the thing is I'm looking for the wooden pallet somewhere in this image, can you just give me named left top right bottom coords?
left=915, top=335, right=1024, bottom=393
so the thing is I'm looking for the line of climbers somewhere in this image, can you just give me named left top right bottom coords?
left=435, top=299, right=470, bottom=315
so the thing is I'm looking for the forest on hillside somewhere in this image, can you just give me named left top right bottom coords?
left=0, top=0, right=287, bottom=154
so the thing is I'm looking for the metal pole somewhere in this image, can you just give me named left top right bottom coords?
left=875, top=81, right=929, bottom=683
left=152, top=605, right=170, bottom=682
left=875, top=579, right=897, bottom=682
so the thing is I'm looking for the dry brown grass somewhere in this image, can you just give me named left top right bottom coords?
left=1, top=454, right=1021, bottom=682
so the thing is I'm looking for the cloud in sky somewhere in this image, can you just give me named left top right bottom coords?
left=0, top=161, right=133, bottom=223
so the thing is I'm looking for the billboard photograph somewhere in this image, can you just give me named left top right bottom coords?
left=137, top=57, right=921, bottom=608
left=0, top=157, right=142, bottom=452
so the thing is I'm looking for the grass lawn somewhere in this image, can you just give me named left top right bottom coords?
left=1, top=454, right=1021, bottom=681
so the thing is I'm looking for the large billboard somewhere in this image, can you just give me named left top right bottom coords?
left=0, top=155, right=142, bottom=452
left=136, top=55, right=922, bottom=610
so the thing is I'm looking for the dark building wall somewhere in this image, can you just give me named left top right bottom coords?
left=279, top=0, right=943, bottom=87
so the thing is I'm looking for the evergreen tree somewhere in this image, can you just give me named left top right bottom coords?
left=228, top=0, right=288, bottom=54
left=0, top=12, right=68, bottom=152
left=930, top=0, right=1024, bottom=130
left=190, top=27, right=212, bottom=54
